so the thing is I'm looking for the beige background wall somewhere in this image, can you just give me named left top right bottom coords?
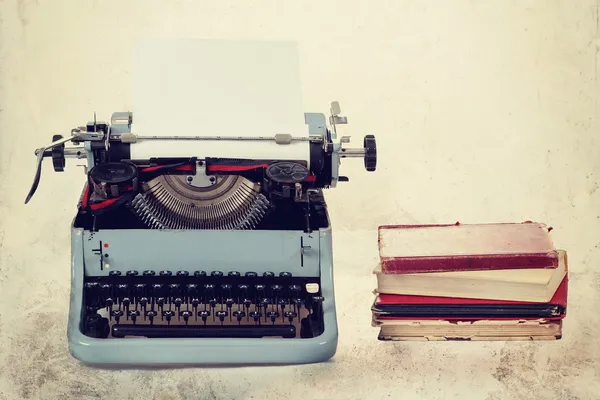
left=1, top=1, right=599, bottom=399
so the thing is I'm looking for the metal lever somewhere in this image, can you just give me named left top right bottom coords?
left=25, top=135, right=75, bottom=204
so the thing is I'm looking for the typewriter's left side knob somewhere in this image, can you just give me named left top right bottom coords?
left=51, top=135, right=66, bottom=172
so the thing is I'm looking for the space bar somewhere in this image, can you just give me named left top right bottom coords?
left=111, top=324, right=296, bottom=338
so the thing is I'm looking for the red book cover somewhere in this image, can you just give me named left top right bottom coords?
left=378, top=222, right=558, bottom=274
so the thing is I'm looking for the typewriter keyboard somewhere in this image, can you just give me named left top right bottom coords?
left=82, top=271, right=325, bottom=339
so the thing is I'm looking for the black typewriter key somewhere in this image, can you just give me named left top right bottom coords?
left=263, top=271, right=275, bottom=278
left=198, top=310, right=210, bottom=324
left=151, top=284, right=165, bottom=297
left=159, top=270, right=172, bottom=277
left=104, top=297, right=114, bottom=310
left=279, top=299, right=289, bottom=315
left=143, top=270, right=156, bottom=276
left=138, top=297, right=149, bottom=312
left=289, top=285, right=301, bottom=293
left=146, top=310, right=157, bottom=325
left=285, top=311, right=297, bottom=323
left=173, top=298, right=183, bottom=316
left=204, top=283, right=215, bottom=293
left=208, top=298, right=218, bottom=320
left=245, top=272, right=258, bottom=278
left=279, top=272, right=292, bottom=278
left=100, top=283, right=112, bottom=295
left=221, top=283, right=232, bottom=291
left=216, top=310, right=227, bottom=324
left=260, top=298, right=270, bottom=321
left=126, top=270, right=138, bottom=276
left=254, top=284, right=266, bottom=293
left=228, top=271, right=240, bottom=277
left=267, top=311, right=279, bottom=324
left=243, top=298, right=252, bottom=315
left=162, top=310, right=174, bottom=325
left=233, top=311, right=246, bottom=324
left=180, top=310, right=192, bottom=325
left=186, top=284, right=199, bottom=296
left=271, top=285, right=283, bottom=294
left=190, top=298, right=200, bottom=319
left=238, top=284, right=249, bottom=292
left=210, top=271, right=223, bottom=277
left=156, top=297, right=166, bottom=312
left=122, top=297, right=131, bottom=314
left=116, top=284, right=129, bottom=297
left=128, top=310, right=140, bottom=324
left=109, top=270, right=121, bottom=276
left=169, top=283, right=182, bottom=296
left=111, top=309, right=123, bottom=324
left=225, top=298, right=235, bottom=319
left=134, top=284, right=146, bottom=297
left=249, top=311, right=262, bottom=324
left=194, top=271, right=207, bottom=277
left=177, top=271, right=189, bottom=277
left=294, top=298, right=305, bottom=313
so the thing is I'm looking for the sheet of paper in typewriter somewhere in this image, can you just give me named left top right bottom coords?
left=129, top=38, right=310, bottom=164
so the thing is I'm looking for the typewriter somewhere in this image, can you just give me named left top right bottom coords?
left=24, top=102, right=376, bottom=365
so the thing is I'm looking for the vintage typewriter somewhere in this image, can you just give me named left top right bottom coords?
left=25, top=102, right=376, bottom=365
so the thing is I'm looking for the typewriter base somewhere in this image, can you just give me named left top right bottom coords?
left=66, top=227, right=338, bottom=365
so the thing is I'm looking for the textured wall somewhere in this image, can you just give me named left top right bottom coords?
left=1, top=1, right=599, bottom=399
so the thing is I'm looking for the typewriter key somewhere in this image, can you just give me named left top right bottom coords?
left=159, top=270, right=172, bottom=277
left=267, top=311, right=279, bottom=324
left=109, top=271, right=121, bottom=276
left=128, top=310, right=140, bottom=324
left=138, top=297, right=148, bottom=312
left=284, top=311, right=298, bottom=324
left=198, top=310, right=210, bottom=324
left=122, top=297, right=131, bottom=314
left=126, top=270, right=138, bottom=276
left=104, top=297, right=114, bottom=310
left=180, top=310, right=192, bottom=325
left=238, top=284, right=249, bottom=292
left=249, top=311, right=262, bottom=324
left=245, top=272, right=258, bottom=278
left=216, top=310, right=227, bottom=323
left=145, top=310, right=157, bottom=325
left=143, top=270, right=156, bottom=276
left=111, top=309, right=123, bottom=324
left=233, top=311, right=246, bottom=323
left=263, top=271, right=275, bottom=278
left=210, top=271, right=223, bottom=277
left=162, top=310, right=174, bottom=324
left=279, top=272, right=292, bottom=278
left=177, top=271, right=189, bottom=277
left=186, top=284, right=199, bottom=296
left=228, top=271, right=240, bottom=277
left=194, top=271, right=207, bottom=277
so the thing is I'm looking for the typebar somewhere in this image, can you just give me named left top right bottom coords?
left=112, top=324, right=296, bottom=338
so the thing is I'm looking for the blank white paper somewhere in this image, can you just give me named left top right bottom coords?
left=129, top=38, right=309, bottom=163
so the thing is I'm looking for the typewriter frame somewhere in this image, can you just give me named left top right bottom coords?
left=66, top=113, right=339, bottom=365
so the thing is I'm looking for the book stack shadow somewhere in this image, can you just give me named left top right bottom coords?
left=372, top=222, right=568, bottom=341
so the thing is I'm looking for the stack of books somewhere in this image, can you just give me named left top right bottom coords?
left=371, top=222, right=568, bottom=341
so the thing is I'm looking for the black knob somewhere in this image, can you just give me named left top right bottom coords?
left=364, top=134, right=377, bottom=171
left=52, top=134, right=66, bottom=172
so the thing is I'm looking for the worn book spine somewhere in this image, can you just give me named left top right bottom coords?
left=380, top=252, right=559, bottom=274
